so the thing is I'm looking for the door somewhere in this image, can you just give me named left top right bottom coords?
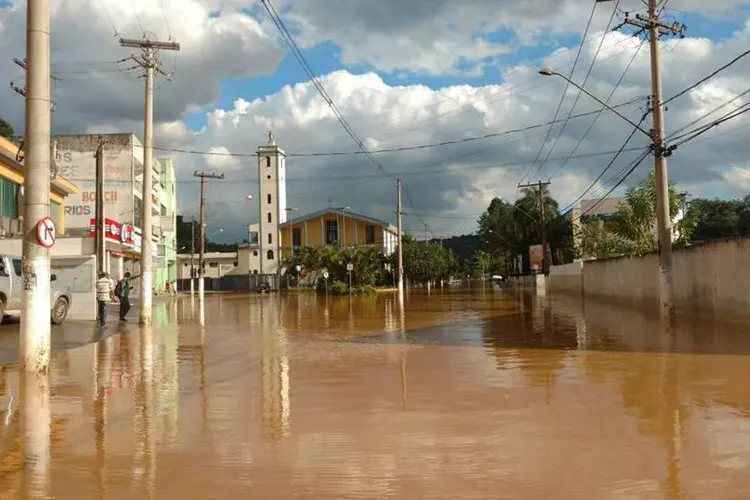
left=8, top=259, right=22, bottom=309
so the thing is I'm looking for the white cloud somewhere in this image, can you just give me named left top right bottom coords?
left=2, top=0, right=750, bottom=241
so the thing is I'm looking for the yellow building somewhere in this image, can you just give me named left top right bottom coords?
left=0, top=135, right=77, bottom=234
left=279, top=208, right=398, bottom=256
left=237, top=208, right=398, bottom=276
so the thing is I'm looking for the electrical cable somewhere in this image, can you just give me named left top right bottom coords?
left=548, top=38, right=646, bottom=181
left=535, top=0, right=621, bottom=181
left=518, top=0, right=601, bottom=186
left=260, top=0, right=393, bottom=179
left=149, top=96, right=644, bottom=158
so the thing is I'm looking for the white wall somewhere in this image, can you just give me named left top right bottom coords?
left=0, top=236, right=94, bottom=257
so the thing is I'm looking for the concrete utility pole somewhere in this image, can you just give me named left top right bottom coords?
left=95, top=141, right=106, bottom=274
left=119, top=37, right=180, bottom=325
left=396, top=179, right=404, bottom=301
left=614, top=0, right=686, bottom=322
left=20, top=0, right=52, bottom=374
left=518, top=181, right=551, bottom=275
left=193, top=171, right=225, bottom=297
left=190, top=217, right=195, bottom=296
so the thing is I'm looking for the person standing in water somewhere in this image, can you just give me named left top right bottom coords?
left=115, top=271, right=140, bottom=322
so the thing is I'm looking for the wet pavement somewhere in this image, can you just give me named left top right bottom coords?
left=1, top=287, right=750, bottom=499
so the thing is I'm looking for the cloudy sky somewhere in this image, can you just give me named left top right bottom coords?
left=1, top=0, right=749, bottom=242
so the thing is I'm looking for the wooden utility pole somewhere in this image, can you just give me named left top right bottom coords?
left=95, top=141, right=106, bottom=274
left=518, top=181, right=551, bottom=275
left=397, top=179, right=404, bottom=302
left=193, top=171, right=225, bottom=297
left=119, top=37, right=180, bottom=325
left=612, top=0, right=686, bottom=323
left=190, top=217, right=195, bottom=296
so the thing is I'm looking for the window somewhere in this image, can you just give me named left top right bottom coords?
left=0, top=178, right=20, bottom=219
left=49, top=202, right=60, bottom=230
left=267, top=193, right=272, bottom=204
left=366, top=225, right=376, bottom=245
left=253, top=250, right=258, bottom=256
left=266, top=157, right=271, bottom=168
left=268, top=233, right=273, bottom=244
left=209, top=262, right=219, bottom=268
left=325, top=220, right=338, bottom=244
left=267, top=250, right=274, bottom=260
left=292, top=228, right=302, bottom=248
left=12, top=259, right=22, bottom=277
left=267, top=212, right=272, bottom=223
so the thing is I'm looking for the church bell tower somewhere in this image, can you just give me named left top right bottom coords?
left=257, top=130, right=287, bottom=276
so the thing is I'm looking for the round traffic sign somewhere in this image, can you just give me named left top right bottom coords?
left=36, top=217, right=56, bottom=248
left=323, top=271, right=329, bottom=279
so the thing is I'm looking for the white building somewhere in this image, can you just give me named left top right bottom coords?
left=51, top=134, right=177, bottom=282
left=257, top=132, right=287, bottom=276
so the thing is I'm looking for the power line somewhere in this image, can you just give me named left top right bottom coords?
left=260, top=0, right=393, bottom=179
left=662, top=47, right=750, bottom=106
left=159, top=0, right=172, bottom=40
left=548, top=31, right=646, bottom=182
left=149, top=97, right=644, bottom=158
left=557, top=112, right=650, bottom=215
left=670, top=101, right=750, bottom=148
left=97, top=0, right=120, bottom=37
left=536, top=0, right=621, bottom=181
left=518, top=0, right=600, bottom=186
left=668, top=86, right=750, bottom=139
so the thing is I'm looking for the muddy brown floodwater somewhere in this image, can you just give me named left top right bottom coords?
left=1, top=287, right=750, bottom=499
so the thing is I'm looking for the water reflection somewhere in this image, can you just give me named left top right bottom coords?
left=260, top=297, right=290, bottom=442
left=20, top=371, right=50, bottom=499
left=0, top=290, right=747, bottom=497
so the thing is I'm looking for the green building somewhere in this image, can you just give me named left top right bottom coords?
left=154, top=157, right=178, bottom=293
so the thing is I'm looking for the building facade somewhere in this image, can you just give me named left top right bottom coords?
left=0, top=135, right=77, bottom=234
left=51, top=134, right=177, bottom=290
left=256, top=132, right=287, bottom=276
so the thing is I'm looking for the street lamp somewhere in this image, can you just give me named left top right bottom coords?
left=285, top=207, right=299, bottom=256
left=540, top=65, right=676, bottom=322
left=538, top=68, right=650, bottom=137
left=335, top=206, right=350, bottom=246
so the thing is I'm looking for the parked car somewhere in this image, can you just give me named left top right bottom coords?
left=258, top=282, right=271, bottom=294
left=0, top=255, right=72, bottom=325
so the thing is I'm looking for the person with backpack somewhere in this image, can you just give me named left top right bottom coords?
left=115, top=271, right=140, bottom=322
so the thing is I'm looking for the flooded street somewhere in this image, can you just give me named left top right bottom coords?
left=1, top=288, right=750, bottom=499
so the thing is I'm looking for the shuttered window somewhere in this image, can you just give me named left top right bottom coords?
left=0, top=178, right=19, bottom=219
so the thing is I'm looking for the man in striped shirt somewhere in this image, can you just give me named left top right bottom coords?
left=95, top=272, right=114, bottom=327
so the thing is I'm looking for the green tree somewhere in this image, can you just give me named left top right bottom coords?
left=394, top=239, right=457, bottom=285
left=612, top=172, right=693, bottom=254
left=0, top=118, right=14, bottom=139
left=580, top=219, right=633, bottom=259
left=477, top=188, right=574, bottom=274
left=685, top=198, right=745, bottom=242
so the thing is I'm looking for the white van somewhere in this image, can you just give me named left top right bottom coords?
left=0, top=255, right=72, bottom=325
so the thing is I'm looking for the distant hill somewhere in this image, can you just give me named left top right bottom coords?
left=431, top=234, right=479, bottom=266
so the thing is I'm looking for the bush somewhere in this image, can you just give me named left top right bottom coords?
left=353, top=285, right=376, bottom=296
left=316, top=279, right=349, bottom=295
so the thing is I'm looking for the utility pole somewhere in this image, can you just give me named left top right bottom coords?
left=95, top=141, right=106, bottom=274
left=119, top=37, right=180, bottom=325
left=423, top=223, right=428, bottom=243
left=396, top=179, right=404, bottom=301
left=518, top=181, right=551, bottom=275
left=20, top=0, right=52, bottom=374
left=190, top=217, right=195, bottom=296
left=193, top=172, right=225, bottom=297
left=614, top=0, right=686, bottom=322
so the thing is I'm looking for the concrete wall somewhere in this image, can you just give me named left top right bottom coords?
left=550, top=237, right=750, bottom=315
left=549, top=261, right=584, bottom=295
left=51, top=255, right=97, bottom=320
